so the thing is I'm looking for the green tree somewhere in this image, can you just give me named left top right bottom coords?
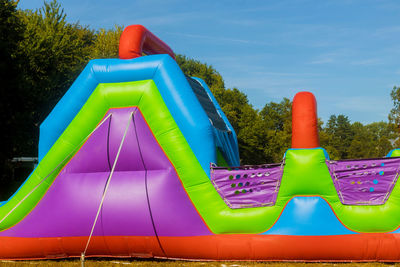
left=260, top=98, right=292, bottom=162
left=89, top=25, right=123, bottom=59
left=348, top=121, right=395, bottom=159
left=1, top=0, right=95, bottom=198
left=19, top=0, right=95, bottom=122
left=175, top=54, right=225, bottom=94
left=389, top=86, right=400, bottom=146
left=0, top=0, right=24, bottom=153
left=321, top=116, right=395, bottom=159
left=236, top=105, right=267, bottom=164
left=366, top=122, right=395, bottom=156
left=347, top=122, right=375, bottom=159
left=323, top=115, right=354, bottom=159
left=0, top=0, right=25, bottom=199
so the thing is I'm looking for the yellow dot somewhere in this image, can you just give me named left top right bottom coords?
left=351, top=181, right=355, bottom=185
left=357, top=181, right=362, bottom=185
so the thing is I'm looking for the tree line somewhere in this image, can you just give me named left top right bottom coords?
left=178, top=55, right=398, bottom=163
left=0, top=0, right=399, bottom=198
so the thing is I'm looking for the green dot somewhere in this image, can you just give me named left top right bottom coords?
left=231, top=183, right=236, bottom=188
left=229, top=175, right=233, bottom=180
left=238, top=182, right=243, bottom=187
left=242, top=189, right=246, bottom=193
left=234, top=190, right=240, bottom=194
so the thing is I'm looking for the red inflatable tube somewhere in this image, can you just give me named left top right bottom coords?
left=291, top=91, right=320, bottom=149
left=119, top=25, right=175, bottom=60
left=3, top=234, right=400, bottom=261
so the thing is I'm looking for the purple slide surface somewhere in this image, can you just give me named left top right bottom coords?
left=0, top=107, right=210, bottom=238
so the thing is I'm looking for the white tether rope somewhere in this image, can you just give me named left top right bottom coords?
left=0, top=113, right=113, bottom=226
left=82, top=111, right=134, bottom=260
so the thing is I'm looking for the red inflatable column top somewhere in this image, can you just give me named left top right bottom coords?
left=291, top=91, right=320, bottom=149
left=119, top=25, right=175, bottom=60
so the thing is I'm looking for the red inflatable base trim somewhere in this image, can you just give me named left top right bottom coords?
left=2, top=234, right=400, bottom=261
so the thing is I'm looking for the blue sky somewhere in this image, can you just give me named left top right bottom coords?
left=18, top=0, right=400, bottom=124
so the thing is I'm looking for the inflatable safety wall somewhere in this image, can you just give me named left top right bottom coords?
left=1, top=25, right=400, bottom=261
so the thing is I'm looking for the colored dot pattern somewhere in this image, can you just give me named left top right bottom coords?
left=211, top=162, right=284, bottom=209
left=327, top=157, right=400, bottom=205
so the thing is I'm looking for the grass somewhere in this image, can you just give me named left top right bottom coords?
left=1, top=260, right=400, bottom=267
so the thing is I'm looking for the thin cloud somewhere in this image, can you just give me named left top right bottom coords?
left=163, top=31, right=272, bottom=46
left=308, top=52, right=343, bottom=65
left=309, top=57, right=335, bottom=65
left=350, top=58, right=384, bottom=66
left=134, top=12, right=204, bottom=27
left=251, top=71, right=322, bottom=77
left=220, top=18, right=260, bottom=27
left=326, top=95, right=391, bottom=117
left=373, top=26, right=400, bottom=39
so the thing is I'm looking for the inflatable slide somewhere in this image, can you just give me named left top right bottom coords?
left=1, top=25, right=400, bottom=261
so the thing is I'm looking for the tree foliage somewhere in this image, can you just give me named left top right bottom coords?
left=260, top=98, right=292, bottom=163
left=0, top=0, right=25, bottom=199
left=320, top=117, right=395, bottom=160
left=89, top=25, right=123, bottom=59
left=18, top=1, right=95, bottom=124
left=389, top=86, right=400, bottom=146
left=0, top=0, right=24, bottom=157
left=176, top=54, right=225, bottom=93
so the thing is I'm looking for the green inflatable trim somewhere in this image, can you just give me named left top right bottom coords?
left=2, top=80, right=400, bottom=234
left=391, top=149, right=400, bottom=157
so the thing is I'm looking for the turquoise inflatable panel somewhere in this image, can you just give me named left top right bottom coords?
left=263, top=197, right=355, bottom=236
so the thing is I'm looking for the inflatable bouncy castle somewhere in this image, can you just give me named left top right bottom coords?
left=1, top=25, right=400, bottom=261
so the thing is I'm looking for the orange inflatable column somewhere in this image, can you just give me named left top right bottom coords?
left=291, top=92, right=320, bottom=148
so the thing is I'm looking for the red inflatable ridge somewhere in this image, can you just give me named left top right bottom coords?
left=119, top=25, right=175, bottom=60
